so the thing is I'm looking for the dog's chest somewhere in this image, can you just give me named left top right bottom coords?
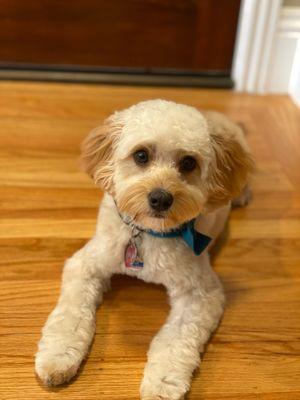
left=122, top=233, right=201, bottom=284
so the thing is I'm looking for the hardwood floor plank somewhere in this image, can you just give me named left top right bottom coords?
left=0, top=82, right=299, bottom=399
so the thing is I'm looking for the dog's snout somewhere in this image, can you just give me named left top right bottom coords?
left=148, top=189, right=174, bottom=212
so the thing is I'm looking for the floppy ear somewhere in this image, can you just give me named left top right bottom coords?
left=80, top=119, right=120, bottom=192
left=204, top=111, right=255, bottom=210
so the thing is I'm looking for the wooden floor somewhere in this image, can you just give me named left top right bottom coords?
left=0, top=82, right=300, bottom=400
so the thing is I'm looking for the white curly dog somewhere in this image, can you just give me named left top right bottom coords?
left=35, top=100, right=253, bottom=399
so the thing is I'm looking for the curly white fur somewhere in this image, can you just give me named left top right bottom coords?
left=35, top=100, right=253, bottom=399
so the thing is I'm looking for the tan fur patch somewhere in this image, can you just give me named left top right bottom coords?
left=204, top=111, right=255, bottom=210
left=80, top=120, right=121, bottom=192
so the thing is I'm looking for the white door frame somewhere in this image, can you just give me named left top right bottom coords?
left=232, top=0, right=283, bottom=93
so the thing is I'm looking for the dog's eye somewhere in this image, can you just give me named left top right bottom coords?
left=179, top=156, right=197, bottom=172
left=133, top=149, right=149, bottom=165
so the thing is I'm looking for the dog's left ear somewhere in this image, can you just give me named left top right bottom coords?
left=203, top=111, right=255, bottom=210
left=80, top=118, right=120, bottom=193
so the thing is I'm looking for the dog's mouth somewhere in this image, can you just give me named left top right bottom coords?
left=132, top=208, right=184, bottom=232
left=116, top=187, right=204, bottom=232
left=150, top=211, right=166, bottom=219
left=119, top=199, right=200, bottom=232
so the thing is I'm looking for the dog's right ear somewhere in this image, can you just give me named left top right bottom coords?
left=80, top=119, right=120, bottom=192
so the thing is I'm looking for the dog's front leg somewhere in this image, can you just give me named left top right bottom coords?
left=140, top=275, right=224, bottom=400
left=35, top=237, right=112, bottom=386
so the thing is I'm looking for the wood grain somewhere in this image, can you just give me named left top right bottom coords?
left=0, top=81, right=300, bottom=399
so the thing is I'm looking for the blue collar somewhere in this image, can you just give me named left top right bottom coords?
left=145, top=219, right=212, bottom=256
left=115, top=200, right=212, bottom=256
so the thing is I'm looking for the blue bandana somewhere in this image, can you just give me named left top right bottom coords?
left=145, top=219, right=212, bottom=256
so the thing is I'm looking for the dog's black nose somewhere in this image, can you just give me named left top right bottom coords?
left=148, top=189, right=174, bottom=212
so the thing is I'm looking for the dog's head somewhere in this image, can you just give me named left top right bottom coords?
left=81, top=100, right=254, bottom=231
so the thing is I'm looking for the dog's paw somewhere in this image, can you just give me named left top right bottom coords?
left=232, top=184, right=252, bottom=208
left=140, top=368, right=188, bottom=400
left=35, top=350, right=81, bottom=386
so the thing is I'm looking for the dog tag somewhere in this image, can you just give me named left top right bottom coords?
left=125, top=240, right=144, bottom=269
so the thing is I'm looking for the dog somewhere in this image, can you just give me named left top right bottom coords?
left=35, top=99, right=254, bottom=399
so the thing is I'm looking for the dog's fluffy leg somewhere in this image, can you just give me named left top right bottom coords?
left=35, top=238, right=111, bottom=386
left=140, top=267, right=224, bottom=400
